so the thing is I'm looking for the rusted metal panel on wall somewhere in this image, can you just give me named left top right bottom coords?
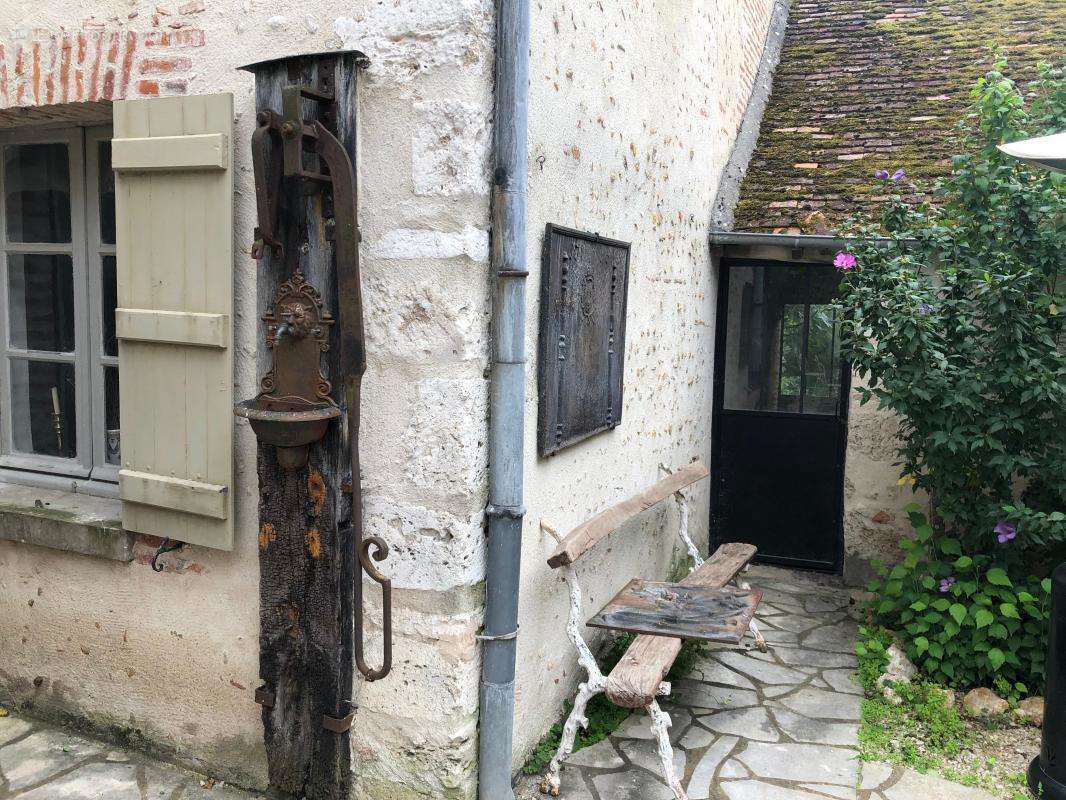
left=537, top=224, right=630, bottom=457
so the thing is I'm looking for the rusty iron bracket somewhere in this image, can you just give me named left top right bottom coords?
left=150, top=538, right=185, bottom=573
left=254, top=685, right=275, bottom=708
left=321, top=707, right=357, bottom=733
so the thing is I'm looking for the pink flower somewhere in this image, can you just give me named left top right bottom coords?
left=994, top=520, right=1017, bottom=544
left=834, top=252, right=857, bottom=271
left=939, top=577, right=956, bottom=593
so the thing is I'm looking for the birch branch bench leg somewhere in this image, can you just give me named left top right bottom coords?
left=538, top=461, right=762, bottom=800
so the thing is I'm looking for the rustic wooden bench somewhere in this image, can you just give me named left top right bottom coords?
left=539, top=461, right=760, bottom=800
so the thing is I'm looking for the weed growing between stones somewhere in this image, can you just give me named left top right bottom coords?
left=857, top=625, right=1039, bottom=798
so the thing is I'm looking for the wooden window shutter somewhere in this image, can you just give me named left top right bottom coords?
left=112, top=93, right=235, bottom=550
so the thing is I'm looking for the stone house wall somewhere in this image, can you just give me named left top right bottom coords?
left=513, top=0, right=778, bottom=770
left=0, top=0, right=778, bottom=797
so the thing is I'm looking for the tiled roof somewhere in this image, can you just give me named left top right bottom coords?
left=733, top=0, right=1066, bottom=234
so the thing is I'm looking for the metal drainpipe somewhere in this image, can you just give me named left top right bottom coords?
left=479, top=0, right=529, bottom=796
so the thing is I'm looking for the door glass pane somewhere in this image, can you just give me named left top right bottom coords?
left=9, top=359, right=76, bottom=458
left=98, top=140, right=115, bottom=245
left=102, top=254, right=117, bottom=356
left=777, top=304, right=803, bottom=413
left=723, top=264, right=843, bottom=415
left=805, top=305, right=841, bottom=415
left=7, top=253, right=75, bottom=352
left=4, top=143, right=72, bottom=242
left=104, top=365, right=120, bottom=464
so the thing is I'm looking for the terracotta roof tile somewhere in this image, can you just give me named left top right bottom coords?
left=733, top=0, right=1066, bottom=234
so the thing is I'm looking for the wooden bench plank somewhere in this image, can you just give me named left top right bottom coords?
left=604, top=542, right=757, bottom=708
left=547, top=461, right=710, bottom=569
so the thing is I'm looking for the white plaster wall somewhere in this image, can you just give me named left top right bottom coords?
left=0, top=0, right=494, bottom=797
left=0, top=0, right=778, bottom=794
left=512, top=0, right=777, bottom=770
left=842, top=374, right=929, bottom=584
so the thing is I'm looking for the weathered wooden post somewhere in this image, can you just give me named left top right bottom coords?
left=237, top=51, right=383, bottom=800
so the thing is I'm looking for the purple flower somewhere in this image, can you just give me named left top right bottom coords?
left=892, top=168, right=906, bottom=182
left=834, top=252, right=857, bottom=271
left=918, top=302, right=933, bottom=315
left=939, top=577, right=956, bottom=593
left=995, top=520, right=1017, bottom=544
left=875, top=169, right=890, bottom=180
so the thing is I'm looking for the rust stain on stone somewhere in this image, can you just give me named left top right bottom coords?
left=305, top=528, right=321, bottom=558
left=258, top=523, right=277, bottom=550
left=307, top=471, right=326, bottom=516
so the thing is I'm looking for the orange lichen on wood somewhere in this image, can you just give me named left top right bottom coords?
left=305, top=528, right=321, bottom=558
left=258, top=523, right=277, bottom=550
left=308, top=471, right=326, bottom=516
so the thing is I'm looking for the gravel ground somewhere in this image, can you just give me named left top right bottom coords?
left=938, top=716, right=1041, bottom=799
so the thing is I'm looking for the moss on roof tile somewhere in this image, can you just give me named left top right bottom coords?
left=733, top=0, right=1066, bottom=234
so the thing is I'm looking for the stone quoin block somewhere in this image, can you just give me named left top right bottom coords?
left=411, top=100, right=491, bottom=197
left=403, top=377, right=488, bottom=499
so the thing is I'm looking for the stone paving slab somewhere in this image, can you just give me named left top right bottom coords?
left=1, top=566, right=1007, bottom=800
left=518, top=566, right=1001, bottom=800
left=0, top=712, right=265, bottom=800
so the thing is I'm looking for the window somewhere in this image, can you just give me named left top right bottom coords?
left=0, top=127, right=118, bottom=483
left=722, top=263, right=844, bottom=416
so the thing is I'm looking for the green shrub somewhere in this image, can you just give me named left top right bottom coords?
left=837, top=55, right=1066, bottom=553
left=837, top=55, right=1065, bottom=689
left=867, top=507, right=1051, bottom=692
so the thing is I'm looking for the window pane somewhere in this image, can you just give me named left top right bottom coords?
left=98, top=141, right=115, bottom=245
left=723, top=264, right=843, bottom=415
left=104, top=365, right=120, bottom=465
left=9, top=359, right=76, bottom=458
left=102, top=254, right=117, bottom=356
left=805, top=305, right=841, bottom=415
left=4, top=143, right=72, bottom=242
left=7, top=253, right=75, bottom=352
left=777, top=304, right=804, bottom=413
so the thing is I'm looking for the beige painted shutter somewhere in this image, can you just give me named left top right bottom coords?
left=112, top=93, right=235, bottom=550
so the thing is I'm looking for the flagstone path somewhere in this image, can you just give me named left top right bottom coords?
left=1, top=567, right=1004, bottom=799
left=517, top=566, right=999, bottom=800
left=0, top=714, right=264, bottom=800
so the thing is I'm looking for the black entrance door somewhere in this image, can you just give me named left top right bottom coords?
left=711, top=260, right=850, bottom=572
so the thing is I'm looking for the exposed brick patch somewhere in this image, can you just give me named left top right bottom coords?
left=733, top=0, right=1066, bottom=233
left=140, top=56, right=191, bottom=73
left=143, top=28, right=204, bottom=48
left=1, top=11, right=204, bottom=110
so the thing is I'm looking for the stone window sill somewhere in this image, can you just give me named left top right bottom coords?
left=0, top=483, right=132, bottom=562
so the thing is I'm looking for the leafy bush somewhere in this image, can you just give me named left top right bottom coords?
left=837, top=55, right=1066, bottom=550
left=868, top=507, right=1051, bottom=690
left=837, top=56, right=1065, bottom=689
